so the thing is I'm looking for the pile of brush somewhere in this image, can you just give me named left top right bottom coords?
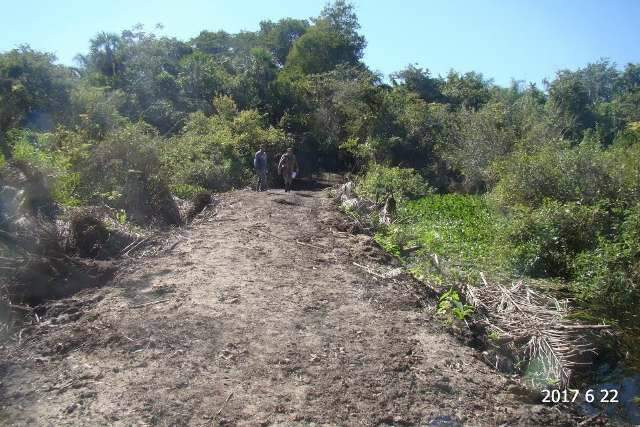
left=333, top=181, right=391, bottom=233
left=465, top=274, right=611, bottom=388
left=0, top=160, right=216, bottom=305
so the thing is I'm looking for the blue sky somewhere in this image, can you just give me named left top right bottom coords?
left=1, top=0, right=639, bottom=86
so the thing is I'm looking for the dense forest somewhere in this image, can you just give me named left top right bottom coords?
left=1, top=1, right=639, bottom=335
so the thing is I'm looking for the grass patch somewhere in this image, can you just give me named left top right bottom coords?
left=374, top=194, right=505, bottom=283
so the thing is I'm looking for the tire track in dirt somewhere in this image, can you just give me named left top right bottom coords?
left=0, top=189, right=578, bottom=426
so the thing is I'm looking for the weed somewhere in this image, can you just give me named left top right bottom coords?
left=437, top=288, right=474, bottom=321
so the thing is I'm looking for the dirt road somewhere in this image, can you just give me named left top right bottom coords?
left=0, top=189, right=578, bottom=426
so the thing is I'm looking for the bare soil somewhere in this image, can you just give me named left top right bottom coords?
left=0, top=189, right=584, bottom=426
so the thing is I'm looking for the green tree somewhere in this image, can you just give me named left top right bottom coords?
left=80, top=32, right=124, bottom=85
left=442, top=70, right=492, bottom=110
left=258, top=18, right=309, bottom=66
left=0, top=46, right=73, bottom=156
left=285, top=1, right=365, bottom=75
left=390, top=65, right=444, bottom=103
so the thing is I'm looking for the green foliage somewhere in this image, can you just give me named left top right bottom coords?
left=51, top=172, right=82, bottom=207
left=115, top=209, right=127, bottom=225
left=441, top=70, right=491, bottom=110
left=52, top=122, right=167, bottom=210
left=70, top=85, right=127, bottom=138
left=258, top=18, right=309, bottom=66
left=501, top=200, right=611, bottom=278
left=408, top=195, right=498, bottom=262
left=285, top=0, right=364, bottom=75
left=286, top=25, right=357, bottom=75
left=374, top=194, right=501, bottom=284
left=438, top=101, right=517, bottom=192
left=437, top=288, right=474, bottom=321
left=390, top=65, right=443, bottom=103
left=356, top=164, right=430, bottom=203
left=9, top=130, right=82, bottom=206
left=572, top=204, right=640, bottom=314
left=160, top=98, right=290, bottom=192
left=490, top=139, right=638, bottom=208
left=170, top=183, right=208, bottom=200
left=0, top=46, right=72, bottom=135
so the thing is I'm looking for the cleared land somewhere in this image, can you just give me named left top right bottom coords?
left=0, top=189, right=578, bottom=426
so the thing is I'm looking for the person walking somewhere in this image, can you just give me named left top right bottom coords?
left=254, top=146, right=268, bottom=191
left=278, top=147, right=299, bottom=193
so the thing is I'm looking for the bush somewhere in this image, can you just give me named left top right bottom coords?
left=8, top=130, right=82, bottom=207
left=144, top=175, right=182, bottom=226
left=491, top=138, right=640, bottom=209
left=501, top=200, right=611, bottom=278
left=572, top=204, right=640, bottom=314
left=356, top=164, right=430, bottom=203
left=160, top=100, right=290, bottom=192
left=438, top=101, right=517, bottom=193
left=170, top=183, right=207, bottom=200
left=83, top=122, right=162, bottom=204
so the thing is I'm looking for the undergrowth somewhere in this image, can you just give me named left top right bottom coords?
left=374, top=194, right=504, bottom=284
left=371, top=191, right=640, bottom=373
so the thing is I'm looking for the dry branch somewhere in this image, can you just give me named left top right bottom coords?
left=352, top=262, right=385, bottom=279
left=215, top=390, right=235, bottom=417
left=465, top=277, right=609, bottom=388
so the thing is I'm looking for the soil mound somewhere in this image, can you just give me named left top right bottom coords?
left=186, top=191, right=213, bottom=221
left=70, top=213, right=109, bottom=258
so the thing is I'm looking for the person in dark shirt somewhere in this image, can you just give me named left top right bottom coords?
left=254, top=146, right=268, bottom=191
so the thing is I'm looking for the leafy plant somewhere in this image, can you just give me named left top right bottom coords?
left=170, top=183, right=208, bottom=200
left=115, top=209, right=127, bottom=225
left=374, top=194, right=502, bottom=281
left=501, top=199, right=611, bottom=278
left=356, top=163, right=431, bottom=203
left=437, top=288, right=474, bottom=321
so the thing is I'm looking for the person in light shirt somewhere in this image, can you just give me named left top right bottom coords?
left=277, top=147, right=299, bottom=193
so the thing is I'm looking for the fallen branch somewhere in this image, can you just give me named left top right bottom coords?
left=167, top=237, right=186, bottom=252
left=120, top=238, right=140, bottom=255
left=123, top=237, right=149, bottom=257
left=352, top=262, right=385, bottom=279
left=465, top=277, right=608, bottom=387
left=215, top=390, right=235, bottom=417
left=8, top=304, right=32, bottom=312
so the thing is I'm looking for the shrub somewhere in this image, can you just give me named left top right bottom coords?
left=8, top=130, right=82, bottom=207
left=437, top=288, right=474, bottom=321
left=144, top=175, right=182, bottom=226
left=356, top=164, right=430, bottom=203
left=160, top=101, right=290, bottom=192
left=170, top=183, right=207, bottom=200
left=84, top=123, right=162, bottom=202
left=501, top=200, right=611, bottom=278
left=572, top=203, right=640, bottom=315
left=491, top=138, right=640, bottom=210
left=438, top=101, right=517, bottom=193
